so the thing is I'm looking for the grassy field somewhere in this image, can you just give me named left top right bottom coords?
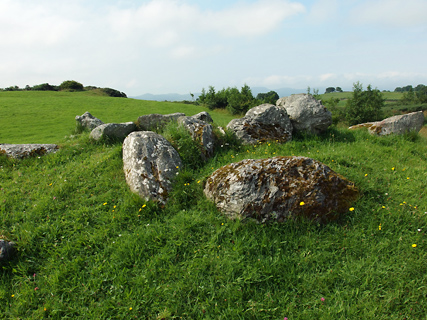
left=1, top=91, right=427, bottom=319
left=0, top=91, right=237, bottom=144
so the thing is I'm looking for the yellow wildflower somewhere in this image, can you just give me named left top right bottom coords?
left=349, top=207, right=355, bottom=211
left=300, top=201, right=305, bottom=206
left=412, top=244, right=417, bottom=248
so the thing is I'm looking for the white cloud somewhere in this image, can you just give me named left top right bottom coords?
left=205, top=0, right=306, bottom=37
left=246, top=71, right=427, bottom=90
left=108, top=0, right=306, bottom=46
left=351, top=0, right=427, bottom=28
left=307, top=0, right=340, bottom=24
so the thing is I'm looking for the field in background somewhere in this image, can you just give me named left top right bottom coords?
left=0, top=91, right=237, bottom=144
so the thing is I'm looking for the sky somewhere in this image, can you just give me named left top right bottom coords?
left=1, top=0, right=426, bottom=96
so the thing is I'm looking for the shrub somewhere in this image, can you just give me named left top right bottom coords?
left=32, top=83, right=58, bottom=91
left=345, top=82, right=384, bottom=125
left=101, top=88, right=127, bottom=98
left=60, top=80, right=84, bottom=91
left=226, top=84, right=255, bottom=115
left=256, top=91, right=279, bottom=104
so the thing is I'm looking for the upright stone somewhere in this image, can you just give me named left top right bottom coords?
left=178, top=116, right=215, bottom=160
left=277, top=94, right=332, bottom=134
left=123, top=131, right=182, bottom=205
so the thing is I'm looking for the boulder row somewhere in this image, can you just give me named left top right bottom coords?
left=204, top=156, right=358, bottom=223
left=123, top=131, right=182, bottom=205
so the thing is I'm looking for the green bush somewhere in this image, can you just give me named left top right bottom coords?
left=101, top=87, right=127, bottom=98
left=345, top=82, right=384, bottom=125
left=256, top=90, right=279, bottom=104
left=59, top=80, right=84, bottom=91
left=198, top=84, right=257, bottom=114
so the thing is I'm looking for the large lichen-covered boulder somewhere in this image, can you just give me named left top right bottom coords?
left=123, top=131, right=182, bottom=205
left=226, top=104, right=293, bottom=145
left=276, top=94, right=332, bottom=134
left=0, top=240, right=15, bottom=262
left=136, top=113, right=185, bottom=132
left=90, top=122, right=136, bottom=142
left=75, top=111, right=104, bottom=130
left=204, top=156, right=358, bottom=223
left=348, top=111, right=425, bottom=136
left=177, top=116, right=215, bottom=160
left=192, top=111, right=214, bottom=123
left=0, top=144, right=59, bottom=159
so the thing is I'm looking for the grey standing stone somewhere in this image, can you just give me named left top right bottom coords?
left=123, top=131, right=182, bottom=205
left=277, top=94, right=332, bottom=134
left=177, top=116, right=215, bottom=160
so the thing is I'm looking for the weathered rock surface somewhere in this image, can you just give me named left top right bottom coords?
left=0, top=240, right=16, bottom=262
left=136, top=113, right=185, bottom=132
left=226, top=104, right=293, bottom=145
left=178, top=116, right=215, bottom=160
left=192, top=111, right=213, bottom=123
left=348, top=111, right=425, bottom=136
left=276, top=94, right=332, bottom=134
left=0, top=144, right=59, bottom=159
left=204, top=156, right=358, bottom=223
left=90, top=122, right=136, bottom=141
left=123, top=131, right=182, bottom=205
left=75, top=111, right=104, bottom=130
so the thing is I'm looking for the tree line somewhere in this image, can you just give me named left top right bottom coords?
left=197, top=84, right=279, bottom=115
left=0, top=80, right=127, bottom=98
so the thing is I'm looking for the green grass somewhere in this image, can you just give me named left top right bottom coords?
left=1, top=91, right=427, bottom=319
left=0, top=91, right=237, bottom=144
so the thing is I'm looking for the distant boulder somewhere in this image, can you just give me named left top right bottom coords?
left=349, top=111, right=425, bottom=136
left=90, top=122, right=136, bottom=142
left=226, top=104, right=293, bottom=145
left=178, top=116, right=215, bottom=160
left=123, top=131, right=182, bottom=205
left=204, top=156, right=358, bottom=223
left=0, top=144, right=59, bottom=159
left=136, top=113, right=185, bottom=132
left=75, top=111, right=104, bottom=131
left=276, top=94, right=332, bottom=134
left=191, top=111, right=213, bottom=123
